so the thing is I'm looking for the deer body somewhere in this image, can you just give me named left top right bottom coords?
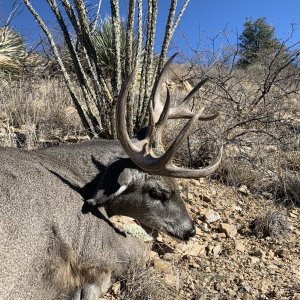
left=0, top=145, right=148, bottom=300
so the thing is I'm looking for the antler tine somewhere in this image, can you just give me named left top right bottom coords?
left=180, top=77, right=209, bottom=106
left=116, top=70, right=145, bottom=154
left=164, top=146, right=223, bottom=178
left=152, top=53, right=179, bottom=122
left=168, top=77, right=209, bottom=119
left=157, top=107, right=205, bottom=167
left=146, top=100, right=156, bottom=153
left=154, top=87, right=171, bottom=149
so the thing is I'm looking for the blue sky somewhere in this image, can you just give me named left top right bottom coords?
left=1, top=0, right=300, bottom=55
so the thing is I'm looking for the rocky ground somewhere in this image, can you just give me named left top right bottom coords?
left=104, top=178, right=300, bottom=300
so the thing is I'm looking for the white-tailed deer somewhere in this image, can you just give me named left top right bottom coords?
left=0, top=54, right=222, bottom=299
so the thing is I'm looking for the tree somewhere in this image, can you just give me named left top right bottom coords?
left=238, top=17, right=282, bottom=67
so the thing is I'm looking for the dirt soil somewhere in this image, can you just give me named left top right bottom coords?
left=104, top=178, right=300, bottom=300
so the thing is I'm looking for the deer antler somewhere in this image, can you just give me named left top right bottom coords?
left=116, top=54, right=223, bottom=178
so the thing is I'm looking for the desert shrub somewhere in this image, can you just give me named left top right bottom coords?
left=250, top=209, right=289, bottom=238
left=0, top=76, right=84, bottom=148
left=168, top=39, right=300, bottom=204
left=115, top=265, right=176, bottom=300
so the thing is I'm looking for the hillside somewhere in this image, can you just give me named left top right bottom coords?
left=104, top=178, right=300, bottom=300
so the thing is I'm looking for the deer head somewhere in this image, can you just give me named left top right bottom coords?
left=90, top=54, right=222, bottom=241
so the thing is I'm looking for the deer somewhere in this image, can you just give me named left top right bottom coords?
left=0, top=54, right=222, bottom=300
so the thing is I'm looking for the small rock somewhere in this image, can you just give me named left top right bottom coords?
left=217, top=232, right=227, bottom=239
left=187, top=192, right=194, bottom=200
left=240, top=281, right=251, bottom=293
left=111, top=281, right=121, bottom=295
left=163, top=253, right=173, bottom=261
left=175, top=241, right=207, bottom=256
left=289, top=212, right=298, bottom=218
left=259, top=279, right=271, bottom=293
left=190, top=179, right=200, bottom=186
left=235, top=241, right=246, bottom=252
left=153, top=259, right=172, bottom=273
left=251, top=249, right=265, bottom=258
left=203, top=209, right=221, bottom=223
left=219, top=223, right=238, bottom=238
left=200, top=194, right=213, bottom=203
left=206, top=243, right=222, bottom=257
left=188, top=281, right=195, bottom=290
left=163, top=273, right=179, bottom=289
left=290, top=209, right=299, bottom=216
left=190, top=206, right=200, bottom=214
left=195, top=226, right=203, bottom=235
left=199, top=222, right=210, bottom=232
left=250, top=257, right=260, bottom=264
left=238, top=185, right=250, bottom=195
left=189, top=262, right=200, bottom=269
left=234, top=205, right=243, bottom=212
left=156, top=234, right=163, bottom=242
left=212, top=244, right=222, bottom=257
left=267, top=250, right=275, bottom=259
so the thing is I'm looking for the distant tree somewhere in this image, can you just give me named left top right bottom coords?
left=238, top=17, right=283, bottom=67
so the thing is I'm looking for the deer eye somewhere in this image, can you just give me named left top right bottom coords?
left=149, top=189, right=166, bottom=201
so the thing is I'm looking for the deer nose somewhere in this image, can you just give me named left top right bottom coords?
left=189, top=227, right=196, bottom=237
left=183, top=224, right=196, bottom=240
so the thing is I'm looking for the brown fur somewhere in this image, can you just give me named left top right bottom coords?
left=48, top=228, right=111, bottom=295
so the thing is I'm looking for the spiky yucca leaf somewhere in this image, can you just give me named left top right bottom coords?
left=92, top=17, right=139, bottom=79
left=0, top=27, right=25, bottom=71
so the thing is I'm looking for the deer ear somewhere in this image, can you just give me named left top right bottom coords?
left=87, top=168, right=143, bottom=207
left=117, top=168, right=142, bottom=186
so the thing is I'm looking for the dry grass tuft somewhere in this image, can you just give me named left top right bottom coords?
left=115, top=265, right=177, bottom=300
left=250, top=209, right=290, bottom=238
left=0, top=76, right=84, bottom=148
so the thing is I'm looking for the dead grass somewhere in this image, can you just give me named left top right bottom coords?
left=114, top=265, right=177, bottom=300
left=250, top=209, right=290, bottom=238
left=163, top=63, right=300, bottom=205
left=0, top=76, right=84, bottom=148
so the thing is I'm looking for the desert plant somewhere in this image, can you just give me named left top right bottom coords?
left=250, top=209, right=289, bottom=238
left=238, top=17, right=284, bottom=68
left=174, top=28, right=300, bottom=203
left=92, top=17, right=139, bottom=79
left=22, top=0, right=190, bottom=138
left=0, top=27, right=25, bottom=73
left=115, top=265, right=177, bottom=300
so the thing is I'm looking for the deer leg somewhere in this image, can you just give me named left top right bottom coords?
left=71, top=284, right=100, bottom=300
left=71, top=270, right=111, bottom=300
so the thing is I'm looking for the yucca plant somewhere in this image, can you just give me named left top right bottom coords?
left=23, top=0, right=190, bottom=138
left=92, top=17, right=139, bottom=80
left=0, top=27, right=25, bottom=73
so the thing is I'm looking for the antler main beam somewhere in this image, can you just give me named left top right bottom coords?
left=116, top=54, right=223, bottom=178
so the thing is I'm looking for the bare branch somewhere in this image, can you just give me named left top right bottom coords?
left=92, top=0, right=102, bottom=32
